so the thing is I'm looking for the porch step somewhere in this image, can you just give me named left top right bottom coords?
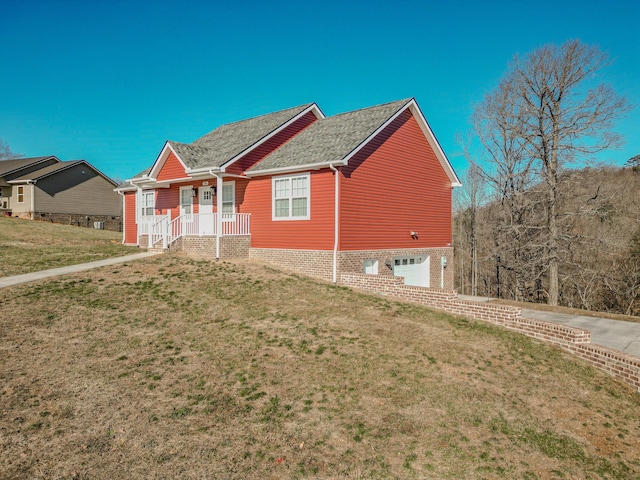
left=147, top=247, right=167, bottom=253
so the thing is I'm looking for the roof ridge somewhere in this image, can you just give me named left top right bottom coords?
left=327, top=98, right=412, bottom=119
left=191, top=103, right=314, bottom=145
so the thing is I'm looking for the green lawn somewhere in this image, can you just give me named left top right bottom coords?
left=0, top=216, right=139, bottom=276
left=1, top=254, right=638, bottom=479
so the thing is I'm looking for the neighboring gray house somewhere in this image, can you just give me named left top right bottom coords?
left=0, top=156, right=122, bottom=230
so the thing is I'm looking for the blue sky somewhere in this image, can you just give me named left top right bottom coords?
left=1, top=0, right=638, bottom=181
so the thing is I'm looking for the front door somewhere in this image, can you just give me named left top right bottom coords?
left=199, top=186, right=214, bottom=235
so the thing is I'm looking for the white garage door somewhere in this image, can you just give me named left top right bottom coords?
left=393, top=256, right=430, bottom=287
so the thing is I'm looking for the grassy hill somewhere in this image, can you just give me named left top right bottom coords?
left=0, top=216, right=139, bottom=277
left=1, top=254, right=638, bottom=479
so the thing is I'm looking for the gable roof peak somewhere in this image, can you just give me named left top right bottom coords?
left=146, top=103, right=321, bottom=175
left=331, top=98, right=413, bottom=118
left=192, top=103, right=317, bottom=144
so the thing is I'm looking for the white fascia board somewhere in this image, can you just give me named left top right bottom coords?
left=114, top=186, right=138, bottom=193
left=244, top=160, right=341, bottom=177
left=185, top=167, right=221, bottom=175
left=407, top=100, right=462, bottom=187
left=147, top=142, right=189, bottom=179
left=152, top=177, right=191, bottom=187
left=219, top=103, right=325, bottom=173
left=123, top=174, right=149, bottom=183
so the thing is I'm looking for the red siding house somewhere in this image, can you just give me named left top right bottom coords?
left=116, top=99, right=461, bottom=288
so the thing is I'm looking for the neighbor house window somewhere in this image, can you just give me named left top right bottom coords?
left=140, top=191, right=155, bottom=217
left=17, top=186, right=24, bottom=203
left=273, top=173, right=309, bottom=220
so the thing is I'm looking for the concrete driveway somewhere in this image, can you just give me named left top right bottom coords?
left=458, top=295, right=640, bottom=357
left=522, top=309, right=640, bottom=358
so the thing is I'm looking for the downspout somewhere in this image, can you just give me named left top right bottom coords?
left=329, top=164, right=339, bottom=284
left=29, top=181, right=35, bottom=221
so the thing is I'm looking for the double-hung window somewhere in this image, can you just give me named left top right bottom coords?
left=180, top=187, right=193, bottom=215
left=140, top=191, right=155, bottom=217
left=273, top=173, right=309, bottom=220
left=17, top=186, right=24, bottom=203
left=222, top=183, right=235, bottom=220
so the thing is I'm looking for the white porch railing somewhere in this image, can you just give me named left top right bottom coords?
left=140, top=213, right=251, bottom=249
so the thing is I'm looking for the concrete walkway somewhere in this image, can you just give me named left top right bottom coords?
left=458, top=295, right=640, bottom=357
left=0, top=251, right=159, bottom=289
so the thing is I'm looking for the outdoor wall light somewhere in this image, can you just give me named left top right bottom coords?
left=191, top=188, right=197, bottom=197
left=210, top=185, right=217, bottom=196
left=411, top=231, right=419, bottom=239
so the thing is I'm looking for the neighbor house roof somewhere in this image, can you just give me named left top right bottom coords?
left=8, top=160, right=119, bottom=186
left=247, top=99, right=412, bottom=173
left=0, top=156, right=59, bottom=177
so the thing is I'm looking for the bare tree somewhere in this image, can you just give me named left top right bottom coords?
left=474, top=40, right=630, bottom=305
left=0, top=139, right=23, bottom=160
left=472, top=76, right=541, bottom=300
left=453, top=160, right=486, bottom=296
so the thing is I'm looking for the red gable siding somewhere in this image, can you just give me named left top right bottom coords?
left=242, top=170, right=335, bottom=250
left=156, top=152, right=188, bottom=181
left=339, top=109, right=452, bottom=250
left=123, top=191, right=138, bottom=245
left=225, top=111, right=318, bottom=175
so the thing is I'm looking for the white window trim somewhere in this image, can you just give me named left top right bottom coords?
left=17, top=186, right=24, bottom=203
left=222, top=181, right=235, bottom=221
left=140, top=190, right=155, bottom=218
left=272, top=172, right=310, bottom=221
left=363, top=259, right=379, bottom=275
left=180, top=185, right=194, bottom=217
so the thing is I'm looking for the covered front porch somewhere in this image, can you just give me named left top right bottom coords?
left=139, top=212, right=251, bottom=251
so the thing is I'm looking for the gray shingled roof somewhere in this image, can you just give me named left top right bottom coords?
left=164, top=104, right=314, bottom=170
left=0, top=156, right=57, bottom=177
left=247, top=99, right=412, bottom=172
left=8, top=161, right=83, bottom=182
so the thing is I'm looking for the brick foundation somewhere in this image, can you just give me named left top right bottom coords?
left=248, top=247, right=455, bottom=288
left=338, top=247, right=454, bottom=289
left=249, top=248, right=334, bottom=282
left=340, top=272, right=640, bottom=393
left=170, top=236, right=251, bottom=259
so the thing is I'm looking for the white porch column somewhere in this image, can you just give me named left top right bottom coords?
left=216, top=175, right=223, bottom=260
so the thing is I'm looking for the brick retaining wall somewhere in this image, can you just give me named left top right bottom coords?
left=33, top=212, right=122, bottom=231
left=340, top=272, right=640, bottom=392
